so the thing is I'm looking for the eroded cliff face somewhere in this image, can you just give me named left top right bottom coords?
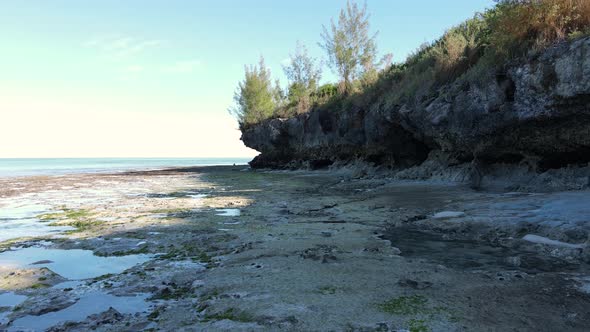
left=241, top=37, right=590, bottom=173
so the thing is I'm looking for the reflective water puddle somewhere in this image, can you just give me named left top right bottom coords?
left=215, top=209, right=240, bottom=217
left=0, top=204, right=51, bottom=220
left=0, top=292, right=27, bottom=326
left=8, top=293, right=150, bottom=332
left=0, top=292, right=27, bottom=307
left=0, top=204, right=74, bottom=242
left=0, top=247, right=151, bottom=280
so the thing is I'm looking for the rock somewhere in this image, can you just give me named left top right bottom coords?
left=87, top=307, right=124, bottom=325
left=345, top=321, right=397, bottom=331
left=25, top=296, right=77, bottom=316
left=191, top=280, right=205, bottom=289
left=402, top=215, right=427, bottom=223
left=398, top=278, right=433, bottom=290
left=564, top=229, right=589, bottom=242
left=232, top=242, right=253, bottom=254
left=47, top=307, right=124, bottom=332
left=300, top=245, right=338, bottom=263
left=505, top=256, right=522, bottom=267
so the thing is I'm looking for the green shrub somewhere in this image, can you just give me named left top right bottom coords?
left=489, top=0, right=590, bottom=58
left=312, top=83, right=339, bottom=104
left=229, top=57, right=278, bottom=127
left=346, top=0, right=590, bottom=110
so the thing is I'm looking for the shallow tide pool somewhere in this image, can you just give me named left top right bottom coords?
left=0, top=292, right=27, bottom=326
left=0, top=247, right=151, bottom=280
left=8, top=293, right=150, bottom=331
left=0, top=203, right=74, bottom=243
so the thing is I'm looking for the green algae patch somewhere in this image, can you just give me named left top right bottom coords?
left=149, top=286, right=194, bottom=301
left=317, top=285, right=338, bottom=295
left=91, top=273, right=115, bottom=282
left=63, top=220, right=103, bottom=234
left=147, top=308, right=161, bottom=321
left=378, top=295, right=460, bottom=331
left=408, top=319, right=430, bottom=332
left=30, top=283, right=50, bottom=289
left=149, top=208, right=189, bottom=214
left=378, top=295, right=429, bottom=315
left=199, top=287, right=223, bottom=302
left=157, top=243, right=214, bottom=266
left=42, top=208, right=103, bottom=233
left=63, top=209, right=91, bottom=219
left=0, top=237, right=32, bottom=252
left=39, top=208, right=92, bottom=222
left=94, top=246, right=150, bottom=257
left=203, top=308, right=254, bottom=323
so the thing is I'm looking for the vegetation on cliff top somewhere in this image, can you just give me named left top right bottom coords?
left=231, top=0, right=590, bottom=128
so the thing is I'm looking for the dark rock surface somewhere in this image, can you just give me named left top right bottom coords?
left=241, top=37, right=590, bottom=174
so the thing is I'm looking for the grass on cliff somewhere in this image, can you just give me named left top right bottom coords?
left=325, top=0, right=590, bottom=115
left=242, top=0, right=590, bottom=127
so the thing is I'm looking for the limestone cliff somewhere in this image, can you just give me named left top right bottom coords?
left=241, top=37, right=590, bottom=175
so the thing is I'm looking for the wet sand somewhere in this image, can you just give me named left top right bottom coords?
left=0, top=166, right=589, bottom=331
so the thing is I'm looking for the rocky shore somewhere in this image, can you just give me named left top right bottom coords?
left=241, top=37, right=590, bottom=191
left=0, top=166, right=589, bottom=331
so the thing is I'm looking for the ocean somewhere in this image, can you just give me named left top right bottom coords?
left=0, top=158, right=252, bottom=178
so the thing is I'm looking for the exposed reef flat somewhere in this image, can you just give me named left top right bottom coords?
left=0, top=166, right=589, bottom=331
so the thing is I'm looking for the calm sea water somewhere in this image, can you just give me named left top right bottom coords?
left=0, top=158, right=251, bottom=178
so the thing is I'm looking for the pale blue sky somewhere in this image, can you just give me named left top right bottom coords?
left=0, top=0, right=494, bottom=157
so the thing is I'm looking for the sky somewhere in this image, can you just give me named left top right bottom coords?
left=0, top=0, right=495, bottom=158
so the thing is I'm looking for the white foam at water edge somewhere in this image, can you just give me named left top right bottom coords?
left=522, top=234, right=586, bottom=249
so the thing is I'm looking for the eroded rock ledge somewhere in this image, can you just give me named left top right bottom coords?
left=241, top=37, right=590, bottom=183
